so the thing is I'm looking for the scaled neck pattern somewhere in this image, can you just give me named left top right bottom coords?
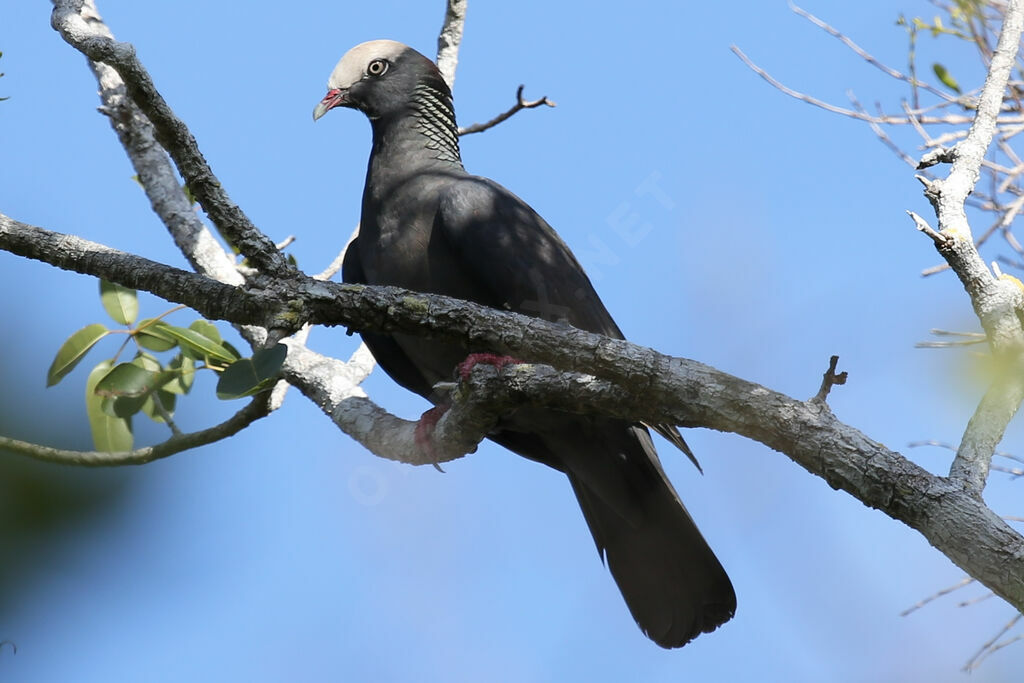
left=410, top=80, right=462, bottom=165
left=370, top=78, right=463, bottom=172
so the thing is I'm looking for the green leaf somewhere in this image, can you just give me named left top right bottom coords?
left=86, top=361, right=133, bottom=452
left=189, top=319, right=223, bottom=344
left=102, top=394, right=148, bottom=419
left=933, top=63, right=962, bottom=93
left=158, top=325, right=237, bottom=366
left=132, top=352, right=162, bottom=373
left=216, top=344, right=287, bottom=399
left=99, top=280, right=139, bottom=325
left=142, top=390, right=177, bottom=422
left=134, top=319, right=178, bottom=352
left=47, top=323, right=110, bottom=387
left=253, top=343, right=288, bottom=377
left=163, top=354, right=196, bottom=395
left=216, top=360, right=271, bottom=399
left=221, top=340, right=242, bottom=360
left=94, top=362, right=158, bottom=398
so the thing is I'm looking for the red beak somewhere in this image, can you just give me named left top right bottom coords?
left=313, top=88, right=348, bottom=121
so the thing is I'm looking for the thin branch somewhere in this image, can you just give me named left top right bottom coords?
left=964, top=613, right=1024, bottom=671
left=731, top=45, right=1009, bottom=126
left=848, top=92, right=918, bottom=167
left=458, top=85, right=556, bottom=136
left=790, top=2, right=955, bottom=102
left=900, top=576, right=975, bottom=616
left=0, top=394, right=273, bottom=466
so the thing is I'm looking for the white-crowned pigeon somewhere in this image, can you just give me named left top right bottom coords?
left=314, top=40, right=735, bottom=648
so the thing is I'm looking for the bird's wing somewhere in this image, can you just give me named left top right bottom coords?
left=436, top=176, right=699, bottom=466
left=435, top=176, right=623, bottom=337
left=342, top=237, right=436, bottom=398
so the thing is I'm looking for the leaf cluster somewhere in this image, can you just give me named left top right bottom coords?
left=46, top=280, right=285, bottom=451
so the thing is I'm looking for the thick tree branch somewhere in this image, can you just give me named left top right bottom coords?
left=0, top=394, right=272, bottom=466
left=0, top=214, right=274, bottom=329
left=50, top=0, right=293, bottom=279
left=3, top=210, right=1024, bottom=616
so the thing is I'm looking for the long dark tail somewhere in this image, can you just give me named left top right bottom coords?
left=489, top=419, right=735, bottom=647
left=567, top=462, right=735, bottom=648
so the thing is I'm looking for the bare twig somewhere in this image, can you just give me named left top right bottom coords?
left=900, top=576, right=975, bottom=616
left=790, top=2, right=955, bottom=102
left=458, top=85, right=556, bottom=136
left=847, top=93, right=917, bottom=167
left=958, top=592, right=996, bottom=608
left=731, top=45, right=1008, bottom=126
left=810, top=355, right=847, bottom=404
left=964, top=613, right=1024, bottom=671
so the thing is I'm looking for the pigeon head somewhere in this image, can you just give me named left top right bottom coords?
left=313, top=40, right=451, bottom=122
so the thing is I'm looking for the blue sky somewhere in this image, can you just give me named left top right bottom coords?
left=2, top=1, right=1023, bottom=681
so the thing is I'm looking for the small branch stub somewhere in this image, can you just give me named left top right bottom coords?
left=917, top=146, right=957, bottom=169
left=907, top=210, right=949, bottom=247
left=811, top=354, right=848, bottom=404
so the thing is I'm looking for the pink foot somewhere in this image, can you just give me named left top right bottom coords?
left=457, top=353, right=523, bottom=381
left=415, top=405, right=449, bottom=472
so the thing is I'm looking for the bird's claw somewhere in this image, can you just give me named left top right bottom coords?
left=414, top=405, right=449, bottom=472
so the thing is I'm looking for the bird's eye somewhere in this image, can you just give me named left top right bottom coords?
left=367, top=59, right=389, bottom=77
